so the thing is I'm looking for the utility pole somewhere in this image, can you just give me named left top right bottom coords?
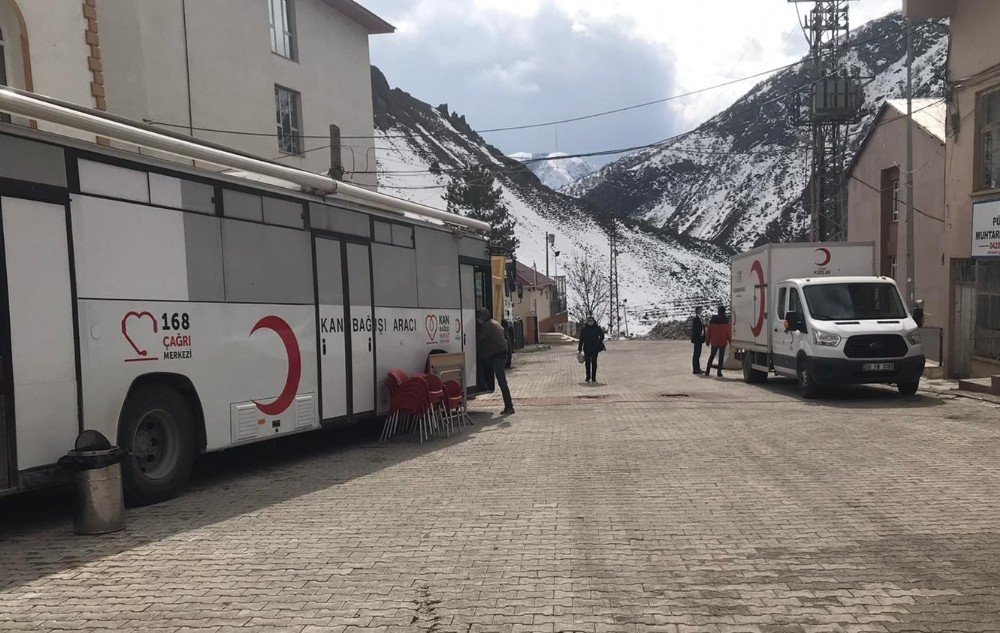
left=905, top=16, right=916, bottom=307
left=328, top=124, right=344, bottom=181
left=608, top=227, right=621, bottom=335
left=789, top=1, right=862, bottom=242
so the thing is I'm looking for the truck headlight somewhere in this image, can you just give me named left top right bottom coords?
left=813, top=329, right=842, bottom=347
left=906, top=329, right=922, bottom=345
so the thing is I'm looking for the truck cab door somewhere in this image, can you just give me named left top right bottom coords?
left=772, top=285, right=795, bottom=375
left=786, top=288, right=805, bottom=361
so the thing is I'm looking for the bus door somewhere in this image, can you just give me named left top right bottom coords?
left=0, top=197, right=77, bottom=488
left=314, top=237, right=348, bottom=421
left=460, top=263, right=492, bottom=391
left=345, top=242, right=376, bottom=416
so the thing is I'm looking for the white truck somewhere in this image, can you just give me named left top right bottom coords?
left=731, top=243, right=925, bottom=398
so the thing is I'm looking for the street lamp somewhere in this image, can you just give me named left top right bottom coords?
left=623, top=298, right=629, bottom=338
left=545, top=233, right=555, bottom=277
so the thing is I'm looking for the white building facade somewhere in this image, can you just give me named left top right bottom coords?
left=0, top=0, right=392, bottom=187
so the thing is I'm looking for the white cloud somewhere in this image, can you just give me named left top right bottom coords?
left=544, top=0, right=902, bottom=127
left=366, top=0, right=901, bottom=152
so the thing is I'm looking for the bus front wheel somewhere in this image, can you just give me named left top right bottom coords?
left=118, top=384, right=197, bottom=506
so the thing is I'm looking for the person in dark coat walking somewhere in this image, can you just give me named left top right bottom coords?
left=691, top=306, right=705, bottom=374
left=477, top=308, right=514, bottom=415
left=705, top=305, right=732, bottom=378
left=577, top=314, right=606, bottom=383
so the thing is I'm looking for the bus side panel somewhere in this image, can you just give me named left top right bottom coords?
left=375, top=307, right=464, bottom=413
left=78, top=300, right=318, bottom=451
left=1, top=197, right=78, bottom=471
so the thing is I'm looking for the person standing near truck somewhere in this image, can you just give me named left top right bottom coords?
left=705, top=305, right=732, bottom=378
left=691, top=306, right=706, bottom=375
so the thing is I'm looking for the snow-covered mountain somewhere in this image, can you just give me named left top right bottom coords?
left=370, top=68, right=730, bottom=333
left=507, top=152, right=598, bottom=190
left=565, top=13, right=949, bottom=251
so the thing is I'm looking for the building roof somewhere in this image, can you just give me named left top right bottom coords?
left=515, top=260, right=556, bottom=288
left=324, top=0, right=395, bottom=34
left=884, top=99, right=947, bottom=142
left=846, top=98, right=946, bottom=180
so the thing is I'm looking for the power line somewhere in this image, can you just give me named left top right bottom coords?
left=143, top=23, right=918, bottom=147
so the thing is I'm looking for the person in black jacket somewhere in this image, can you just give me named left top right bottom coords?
left=578, top=314, right=606, bottom=383
left=691, top=306, right=705, bottom=375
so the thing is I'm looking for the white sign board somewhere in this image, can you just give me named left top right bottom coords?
left=972, top=199, right=1000, bottom=257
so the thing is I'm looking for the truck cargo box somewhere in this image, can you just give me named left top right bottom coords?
left=731, top=242, right=875, bottom=352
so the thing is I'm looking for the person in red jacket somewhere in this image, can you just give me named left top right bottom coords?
left=704, top=305, right=732, bottom=378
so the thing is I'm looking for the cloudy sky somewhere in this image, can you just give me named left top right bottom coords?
left=365, top=0, right=900, bottom=163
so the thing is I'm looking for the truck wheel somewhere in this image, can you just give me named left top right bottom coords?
left=797, top=361, right=820, bottom=399
left=118, top=384, right=197, bottom=506
left=897, top=382, right=919, bottom=396
left=742, top=353, right=767, bottom=384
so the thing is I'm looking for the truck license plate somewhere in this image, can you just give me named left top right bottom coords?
left=863, top=362, right=894, bottom=372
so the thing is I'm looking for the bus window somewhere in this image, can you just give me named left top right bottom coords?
left=223, top=189, right=263, bottom=222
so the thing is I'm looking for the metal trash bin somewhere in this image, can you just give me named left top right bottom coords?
left=57, top=431, right=127, bottom=535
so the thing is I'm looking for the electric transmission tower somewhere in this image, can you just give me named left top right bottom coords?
left=789, top=1, right=863, bottom=242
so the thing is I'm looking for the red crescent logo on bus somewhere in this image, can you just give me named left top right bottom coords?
left=750, top=260, right=766, bottom=337
left=815, top=247, right=832, bottom=266
left=250, top=315, right=301, bottom=416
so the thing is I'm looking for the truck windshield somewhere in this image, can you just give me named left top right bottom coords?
left=802, top=283, right=906, bottom=321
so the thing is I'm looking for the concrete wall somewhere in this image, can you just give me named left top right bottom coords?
left=940, top=1, right=1000, bottom=376
left=0, top=0, right=95, bottom=140
left=11, top=0, right=381, bottom=188
left=846, top=110, right=948, bottom=364
left=513, top=286, right=553, bottom=325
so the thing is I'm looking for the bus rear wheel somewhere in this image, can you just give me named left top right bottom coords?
left=118, top=384, right=197, bottom=506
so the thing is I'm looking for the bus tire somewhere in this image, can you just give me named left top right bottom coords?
left=742, top=352, right=767, bottom=384
left=897, top=382, right=919, bottom=396
left=797, top=359, right=820, bottom=399
left=118, top=384, right=197, bottom=506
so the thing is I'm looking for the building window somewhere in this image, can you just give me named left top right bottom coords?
left=890, top=178, right=900, bottom=221
left=979, top=89, right=1000, bottom=190
left=268, top=0, right=297, bottom=60
left=275, top=85, right=302, bottom=155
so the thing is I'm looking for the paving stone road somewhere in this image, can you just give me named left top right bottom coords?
left=2, top=341, right=1000, bottom=633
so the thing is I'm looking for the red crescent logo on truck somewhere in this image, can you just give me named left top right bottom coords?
left=750, top=260, right=766, bottom=337
left=815, top=247, right=832, bottom=266
left=250, top=315, right=301, bottom=416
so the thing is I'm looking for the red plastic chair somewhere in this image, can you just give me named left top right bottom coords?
left=381, top=371, right=430, bottom=443
left=422, top=373, right=451, bottom=436
left=387, top=368, right=410, bottom=394
left=443, top=380, right=470, bottom=428
left=409, top=374, right=444, bottom=439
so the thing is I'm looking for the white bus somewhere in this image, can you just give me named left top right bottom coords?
left=0, top=95, right=493, bottom=505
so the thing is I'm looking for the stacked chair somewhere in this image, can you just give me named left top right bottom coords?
left=380, top=369, right=471, bottom=444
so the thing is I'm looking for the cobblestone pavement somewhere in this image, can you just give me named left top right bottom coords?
left=3, top=341, right=1000, bottom=633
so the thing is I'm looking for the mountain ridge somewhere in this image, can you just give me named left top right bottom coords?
left=565, top=12, right=950, bottom=251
